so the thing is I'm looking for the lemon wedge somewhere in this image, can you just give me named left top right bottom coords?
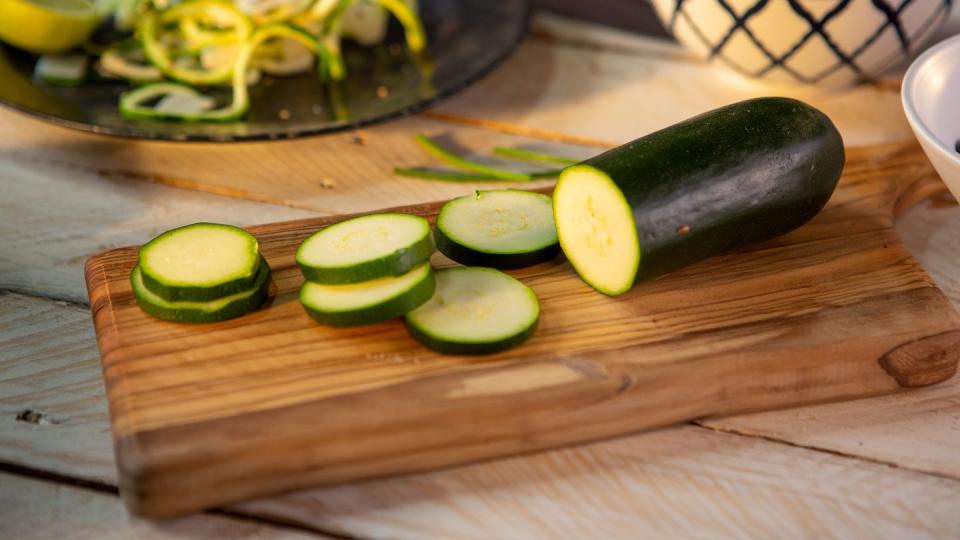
left=0, top=0, right=99, bottom=54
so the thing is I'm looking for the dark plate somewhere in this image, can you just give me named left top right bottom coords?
left=0, top=0, right=529, bottom=141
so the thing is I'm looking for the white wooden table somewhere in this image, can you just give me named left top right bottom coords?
left=3, top=11, right=960, bottom=539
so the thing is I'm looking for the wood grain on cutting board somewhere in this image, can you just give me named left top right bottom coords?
left=85, top=141, right=960, bottom=517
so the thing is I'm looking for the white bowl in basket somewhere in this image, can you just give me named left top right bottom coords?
left=902, top=33, right=960, bottom=201
left=651, top=0, right=953, bottom=88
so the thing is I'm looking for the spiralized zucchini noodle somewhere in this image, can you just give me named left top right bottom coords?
left=35, top=0, right=427, bottom=122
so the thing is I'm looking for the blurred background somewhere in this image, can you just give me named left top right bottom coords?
left=536, top=0, right=670, bottom=37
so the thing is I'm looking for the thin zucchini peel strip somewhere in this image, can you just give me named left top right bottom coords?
left=493, top=146, right=579, bottom=166
left=414, top=135, right=534, bottom=182
left=393, top=167, right=561, bottom=182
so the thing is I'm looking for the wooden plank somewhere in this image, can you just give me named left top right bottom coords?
left=236, top=425, right=960, bottom=540
left=700, top=374, right=960, bottom=479
left=0, top=107, right=564, bottom=215
left=0, top=472, right=324, bottom=540
left=3, top=293, right=960, bottom=539
left=0, top=292, right=116, bottom=484
left=431, top=15, right=914, bottom=148
left=82, top=141, right=960, bottom=517
left=0, top=151, right=318, bottom=304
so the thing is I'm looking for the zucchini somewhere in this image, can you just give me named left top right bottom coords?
left=405, top=267, right=539, bottom=355
left=393, top=167, right=560, bottom=182
left=373, top=0, right=426, bottom=53
left=296, top=213, right=434, bottom=284
left=139, top=223, right=261, bottom=302
left=131, top=257, right=272, bottom=323
left=300, top=261, right=435, bottom=327
left=493, top=147, right=579, bottom=166
left=553, top=97, right=845, bottom=295
left=435, top=190, right=560, bottom=269
left=99, top=42, right=163, bottom=82
left=139, top=1, right=252, bottom=86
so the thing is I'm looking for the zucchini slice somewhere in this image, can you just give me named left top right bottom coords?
left=553, top=97, right=845, bottom=296
left=296, top=213, right=434, bottom=284
left=435, top=190, right=559, bottom=269
left=405, top=267, right=539, bottom=355
left=139, top=223, right=261, bottom=302
left=132, top=257, right=272, bottom=323
left=300, top=261, right=435, bottom=327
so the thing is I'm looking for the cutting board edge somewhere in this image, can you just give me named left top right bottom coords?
left=107, top=298, right=960, bottom=518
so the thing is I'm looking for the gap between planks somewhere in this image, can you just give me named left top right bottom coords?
left=692, top=421, right=960, bottom=483
left=0, top=462, right=358, bottom=540
left=0, top=288, right=88, bottom=308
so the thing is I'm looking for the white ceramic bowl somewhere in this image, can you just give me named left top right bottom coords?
left=651, top=0, right=953, bottom=89
left=902, top=33, right=960, bottom=201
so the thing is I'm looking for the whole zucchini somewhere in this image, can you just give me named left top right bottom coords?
left=553, top=97, right=845, bottom=295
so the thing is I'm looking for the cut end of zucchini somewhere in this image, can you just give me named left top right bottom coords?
left=300, top=261, right=435, bottom=327
left=553, top=165, right=640, bottom=296
left=139, top=223, right=259, bottom=291
left=296, top=213, right=434, bottom=284
left=405, top=267, right=539, bottom=355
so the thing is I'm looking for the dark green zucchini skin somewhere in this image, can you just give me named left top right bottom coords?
left=298, top=233, right=434, bottom=285
left=582, top=97, right=844, bottom=283
left=405, top=316, right=538, bottom=355
left=434, top=227, right=560, bottom=269
left=132, top=257, right=272, bottom=324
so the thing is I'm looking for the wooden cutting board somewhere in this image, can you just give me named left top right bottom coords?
left=86, top=141, right=960, bottom=519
